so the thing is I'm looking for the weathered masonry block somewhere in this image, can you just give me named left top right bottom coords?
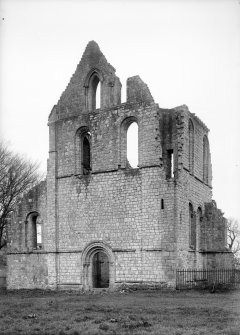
left=7, top=41, right=233, bottom=290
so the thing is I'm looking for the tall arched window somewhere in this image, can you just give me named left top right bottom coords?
left=166, top=149, right=174, bottom=179
left=121, top=117, right=139, bottom=168
left=196, top=207, right=202, bottom=251
left=25, top=212, right=42, bottom=250
left=82, top=134, right=91, bottom=175
left=203, top=135, right=209, bottom=184
left=189, top=203, right=196, bottom=249
left=189, top=119, right=194, bottom=174
left=75, top=127, right=91, bottom=175
left=127, top=121, right=138, bottom=168
left=85, top=70, right=102, bottom=111
left=95, top=80, right=101, bottom=109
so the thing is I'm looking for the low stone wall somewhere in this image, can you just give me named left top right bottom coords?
left=7, top=249, right=176, bottom=290
left=7, top=253, right=49, bottom=290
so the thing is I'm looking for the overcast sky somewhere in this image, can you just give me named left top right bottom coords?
left=0, top=0, right=240, bottom=221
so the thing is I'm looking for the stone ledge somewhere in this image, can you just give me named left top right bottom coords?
left=7, top=250, right=83, bottom=255
left=199, top=250, right=232, bottom=254
left=112, top=249, right=136, bottom=253
left=142, top=248, right=162, bottom=252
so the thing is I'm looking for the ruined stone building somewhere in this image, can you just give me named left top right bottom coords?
left=7, top=41, right=232, bottom=290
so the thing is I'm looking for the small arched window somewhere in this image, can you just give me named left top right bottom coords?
left=121, top=117, right=139, bottom=168
left=75, top=127, right=91, bottom=175
left=189, top=203, right=196, bottom=249
left=203, top=135, right=209, bottom=184
left=189, top=119, right=194, bottom=174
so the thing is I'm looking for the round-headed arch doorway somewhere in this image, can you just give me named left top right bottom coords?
left=92, top=251, right=109, bottom=288
left=81, top=241, right=115, bottom=290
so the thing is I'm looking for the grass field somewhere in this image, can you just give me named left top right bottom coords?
left=0, top=288, right=239, bottom=335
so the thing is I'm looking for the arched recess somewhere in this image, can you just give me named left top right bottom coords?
left=189, top=203, right=196, bottom=250
left=84, top=69, right=103, bottom=112
left=75, top=126, right=91, bottom=175
left=188, top=119, right=194, bottom=174
left=81, top=241, right=115, bottom=290
left=203, top=135, right=209, bottom=184
left=120, top=116, right=139, bottom=168
left=25, top=211, right=42, bottom=250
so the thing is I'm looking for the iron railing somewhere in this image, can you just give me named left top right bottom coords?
left=176, top=268, right=240, bottom=290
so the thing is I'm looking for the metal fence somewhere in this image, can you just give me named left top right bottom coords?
left=176, top=268, right=240, bottom=290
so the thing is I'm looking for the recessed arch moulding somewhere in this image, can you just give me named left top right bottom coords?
left=81, top=241, right=115, bottom=290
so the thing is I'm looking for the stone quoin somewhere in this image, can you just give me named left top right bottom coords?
left=7, top=41, right=232, bottom=290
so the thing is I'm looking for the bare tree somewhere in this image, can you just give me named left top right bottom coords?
left=0, top=143, right=41, bottom=249
left=227, top=217, right=240, bottom=265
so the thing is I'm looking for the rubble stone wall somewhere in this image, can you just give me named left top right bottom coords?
left=7, top=41, right=231, bottom=290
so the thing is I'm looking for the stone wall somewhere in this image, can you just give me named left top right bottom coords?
left=8, top=180, right=47, bottom=253
left=7, top=253, right=48, bottom=289
left=0, top=248, right=6, bottom=288
left=201, top=202, right=228, bottom=251
left=7, top=41, right=231, bottom=290
left=7, top=181, right=48, bottom=289
left=53, top=102, right=161, bottom=177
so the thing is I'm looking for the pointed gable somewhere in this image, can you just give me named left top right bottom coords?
left=53, top=41, right=122, bottom=120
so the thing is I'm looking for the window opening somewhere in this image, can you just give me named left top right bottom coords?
left=26, top=212, right=42, bottom=250
left=32, top=215, right=37, bottom=249
left=127, top=122, right=138, bottom=168
left=167, top=149, right=174, bottom=179
left=82, top=135, right=91, bottom=175
left=189, top=120, right=194, bottom=174
left=36, top=218, right=42, bottom=249
left=161, top=199, right=164, bottom=209
left=88, top=74, right=100, bottom=111
left=197, top=207, right=202, bottom=222
left=96, top=81, right=101, bottom=109
left=203, top=136, right=209, bottom=183
left=189, top=203, right=196, bottom=249
left=75, top=127, right=91, bottom=175
left=196, top=207, right=202, bottom=250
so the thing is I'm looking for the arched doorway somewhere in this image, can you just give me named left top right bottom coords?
left=81, top=241, right=115, bottom=290
left=92, top=251, right=109, bottom=288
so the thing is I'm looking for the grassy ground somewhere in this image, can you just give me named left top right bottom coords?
left=0, top=288, right=239, bottom=335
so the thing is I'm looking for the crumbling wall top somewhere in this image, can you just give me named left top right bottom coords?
left=127, top=75, right=154, bottom=105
